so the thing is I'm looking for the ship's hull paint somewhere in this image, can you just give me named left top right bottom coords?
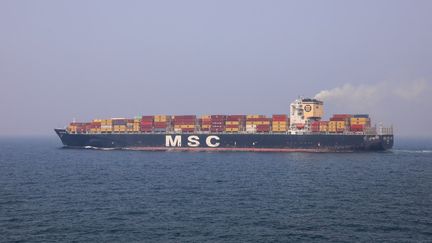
left=55, top=129, right=393, bottom=152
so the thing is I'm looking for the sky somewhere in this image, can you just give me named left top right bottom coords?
left=1, top=0, right=431, bottom=137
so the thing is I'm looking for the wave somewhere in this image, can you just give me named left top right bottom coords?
left=83, top=146, right=117, bottom=151
left=391, top=149, right=432, bottom=154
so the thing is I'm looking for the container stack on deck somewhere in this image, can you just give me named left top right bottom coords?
left=90, top=120, right=102, bottom=134
left=200, top=115, right=211, bottom=132
left=272, top=114, right=289, bottom=133
left=210, top=115, right=226, bottom=133
left=101, top=119, right=112, bottom=133
left=246, top=115, right=270, bottom=133
left=173, top=115, right=196, bottom=133
left=154, top=115, right=170, bottom=132
left=329, top=114, right=351, bottom=133
left=126, top=119, right=136, bottom=133
left=66, top=113, right=372, bottom=134
left=112, top=118, right=127, bottom=133
left=311, top=121, right=320, bottom=133
left=225, top=115, right=245, bottom=133
left=141, top=116, right=154, bottom=133
left=350, top=114, right=370, bottom=132
left=319, top=121, right=329, bottom=132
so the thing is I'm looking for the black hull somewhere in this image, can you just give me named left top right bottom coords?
left=55, top=129, right=393, bottom=152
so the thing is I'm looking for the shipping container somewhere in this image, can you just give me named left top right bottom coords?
left=350, top=124, right=365, bottom=132
left=353, top=114, right=369, bottom=118
left=246, top=115, right=266, bottom=119
left=272, top=114, right=288, bottom=121
left=256, top=124, right=270, bottom=133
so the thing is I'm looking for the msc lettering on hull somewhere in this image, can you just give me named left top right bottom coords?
left=165, top=135, right=220, bottom=147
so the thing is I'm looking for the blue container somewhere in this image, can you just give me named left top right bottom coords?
left=353, top=114, right=369, bottom=118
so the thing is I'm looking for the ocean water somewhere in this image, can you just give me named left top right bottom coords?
left=1, top=137, right=431, bottom=242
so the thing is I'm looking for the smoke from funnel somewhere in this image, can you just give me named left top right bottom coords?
left=314, top=80, right=429, bottom=104
left=312, top=80, right=432, bottom=135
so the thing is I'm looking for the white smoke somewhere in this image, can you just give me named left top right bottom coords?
left=314, top=80, right=429, bottom=104
left=313, top=79, right=432, bottom=136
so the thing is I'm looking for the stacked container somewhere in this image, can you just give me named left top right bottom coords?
left=200, top=115, right=211, bottom=132
left=329, top=114, right=352, bottom=133
left=210, top=115, right=226, bottom=133
left=141, top=116, right=154, bottom=133
left=173, top=115, right=196, bottom=133
left=350, top=114, right=370, bottom=132
left=246, top=115, right=270, bottom=133
left=319, top=121, right=329, bottom=132
left=67, top=122, right=86, bottom=134
left=154, top=115, right=170, bottom=132
left=90, top=119, right=102, bottom=133
left=69, top=122, right=91, bottom=134
left=112, top=118, right=127, bottom=133
left=131, top=117, right=140, bottom=133
left=225, top=115, right=245, bottom=133
left=272, top=114, right=289, bottom=133
left=126, top=119, right=135, bottom=133
left=310, top=121, right=320, bottom=133
left=101, top=119, right=113, bottom=133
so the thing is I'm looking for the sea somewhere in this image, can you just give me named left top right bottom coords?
left=1, top=136, right=431, bottom=242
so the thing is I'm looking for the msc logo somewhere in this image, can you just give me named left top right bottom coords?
left=304, top=105, right=312, bottom=112
left=165, top=135, right=220, bottom=147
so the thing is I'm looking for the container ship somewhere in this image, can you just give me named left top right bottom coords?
left=55, top=98, right=394, bottom=152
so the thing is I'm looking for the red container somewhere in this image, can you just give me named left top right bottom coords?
left=141, top=116, right=154, bottom=121
left=350, top=124, right=365, bottom=131
left=311, top=121, right=320, bottom=126
left=256, top=125, right=270, bottom=132
left=227, top=115, right=246, bottom=121
left=210, top=115, right=226, bottom=119
left=141, top=121, right=153, bottom=125
left=173, top=115, right=196, bottom=120
left=272, top=114, right=288, bottom=121
left=311, top=125, right=320, bottom=132
left=154, top=122, right=168, bottom=128
left=330, top=117, right=345, bottom=121
left=246, top=118, right=271, bottom=122
left=333, top=114, right=352, bottom=119
left=173, top=121, right=195, bottom=125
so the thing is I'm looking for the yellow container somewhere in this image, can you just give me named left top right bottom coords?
left=319, top=125, right=328, bottom=132
left=101, top=119, right=113, bottom=126
left=246, top=115, right=265, bottom=119
left=155, top=115, right=169, bottom=122
left=68, top=126, right=77, bottom=133
left=101, top=127, right=112, bottom=132
left=336, top=121, right=345, bottom=128
left=328, top=126, right=337, bottom=133
left=226, top=121, right=240, bottom=125
left=225, top=128, right=239, bottom=132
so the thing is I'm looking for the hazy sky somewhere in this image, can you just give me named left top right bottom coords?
left=1, top=0, right=431, bottom=137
